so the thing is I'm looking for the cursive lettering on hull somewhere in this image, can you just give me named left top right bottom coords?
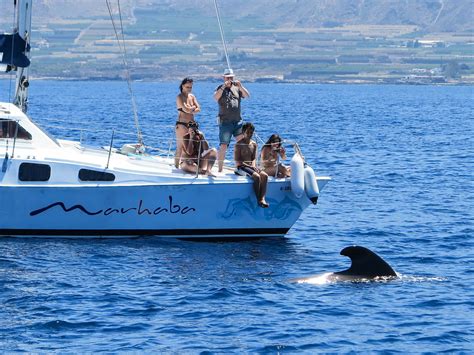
left=30, top=195, right=196, bottom=217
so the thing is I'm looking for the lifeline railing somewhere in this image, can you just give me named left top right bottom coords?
left=164, top=135, right=297, bottom=179
left=4, top=117, right=301, bottom=178
left=35, top=118, right=174, bottom=153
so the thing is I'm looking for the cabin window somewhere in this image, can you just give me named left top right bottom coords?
left=79, top=169, right=115, bottom=182
left=0, top=120, right=32, bottom=140
left=18, top=162, right=51, bottom=182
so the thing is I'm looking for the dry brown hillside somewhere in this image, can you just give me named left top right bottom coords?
left=1, top=0, right=472, bottom=33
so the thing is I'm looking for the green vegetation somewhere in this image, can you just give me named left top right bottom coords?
left=4, top=1, right=471, bottom=84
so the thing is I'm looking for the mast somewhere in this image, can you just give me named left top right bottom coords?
left=13, top=0, right=33, bottom=113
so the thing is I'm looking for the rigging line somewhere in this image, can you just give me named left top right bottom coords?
left=105, top=0, right=143, bottom=146
left=105, top=1, right=123, bottom=51
left=8, top=1, right=18, bottom=104
left=213, top=0, right=232, bottom=71
left=116, top=0, right=142, bottom=145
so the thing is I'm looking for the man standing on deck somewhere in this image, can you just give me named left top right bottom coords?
left=213, top=68, right=250, bottom=172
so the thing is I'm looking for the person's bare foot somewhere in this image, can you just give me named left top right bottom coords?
left=206, top=170, right=216, bottom=177
left=258, top=200, right=269, bottom=208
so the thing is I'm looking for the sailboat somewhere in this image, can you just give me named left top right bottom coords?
left=0, top=0, right=330, bottom=238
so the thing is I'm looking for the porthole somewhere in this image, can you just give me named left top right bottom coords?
left=19, top=162, right=51, bottom=181
left=79, top=169, right=115, bottom=182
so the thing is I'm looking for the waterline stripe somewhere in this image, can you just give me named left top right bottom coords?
left=0, top=228, right=289, bottom=237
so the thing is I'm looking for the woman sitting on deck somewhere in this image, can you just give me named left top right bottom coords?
left=179, top=122, right=217, bottom=177
left=260, top=134, right=291, bottom=178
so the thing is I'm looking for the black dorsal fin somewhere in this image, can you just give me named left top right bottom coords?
left=334, top=246, right=397, bottom=278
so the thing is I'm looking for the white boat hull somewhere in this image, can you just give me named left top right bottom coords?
left=0, top=1, right=332, bottom=240
left=0, top=178, right=329, bottom=238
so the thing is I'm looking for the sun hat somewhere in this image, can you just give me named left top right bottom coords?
left=223, top=68, right=235, bottom=77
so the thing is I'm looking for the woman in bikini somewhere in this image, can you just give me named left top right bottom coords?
left=179, top=122, right=217, bottom=176
left=260, top=134, right=291, bottom=178
left=175, top=77, right=201, bottom=168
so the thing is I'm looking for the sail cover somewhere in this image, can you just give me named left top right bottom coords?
left=0, top=33, right=30, bottom=68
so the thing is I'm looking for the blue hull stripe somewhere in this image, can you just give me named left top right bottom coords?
left=0, top=228, right=289, bottom=237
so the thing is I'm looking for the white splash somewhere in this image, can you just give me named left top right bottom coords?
left=295, top=272, right=334, bottom=285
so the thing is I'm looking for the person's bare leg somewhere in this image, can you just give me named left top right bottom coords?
left=174, top=127, right=185, bottom=168
left=279, top=164, right=291, bottom=178
left=218, top=144, right=227, bottom=172
left=181, top=162, right=199, bottom=175
left=175, top=146, right=182, bottom=169
left=275, top=165, right=283, bottom=178
left=252, top=172, right=268, bottom=208
left=251, top=172, right=261, bottom=202
left=264, top=166, right=277, bottom=178
left=199, top=156, right=209, bottom=173
left=259, top=172, right=269, bottom=207
left=205, top=150, right=217, bottom=176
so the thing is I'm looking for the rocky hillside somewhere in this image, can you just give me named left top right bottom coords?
left=162, top=0, right=473, bottom=33
left=1, top=0, right=472, bottom=83
left=1, top=0, right=472, bottom=33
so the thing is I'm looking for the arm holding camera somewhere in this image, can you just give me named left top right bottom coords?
left=214, top=77, right=250, bottom=101
left=234, top=80, right=250, bottom=98
left=213, top=84, right=226, bottom=101
left=276, top=146, right=287, bottom=160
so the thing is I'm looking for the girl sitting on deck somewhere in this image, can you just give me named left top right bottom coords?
left=179, top=122, right=217, bottom=177
left=260, top=134, right=291, bottom=178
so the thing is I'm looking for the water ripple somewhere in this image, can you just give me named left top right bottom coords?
left=0, top=82, right=473, bottom=352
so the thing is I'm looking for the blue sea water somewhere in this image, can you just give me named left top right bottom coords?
left=0, top=81, right=473, bottom=352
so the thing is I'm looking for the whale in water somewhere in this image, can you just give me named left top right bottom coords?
left=294, top=246, right=398, bottom=284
